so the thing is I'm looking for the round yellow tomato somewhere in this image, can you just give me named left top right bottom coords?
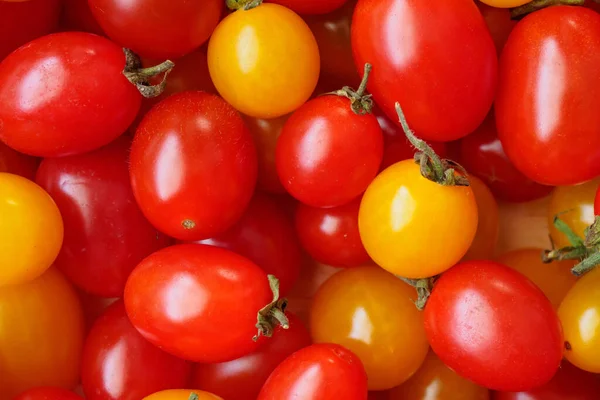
left=310, top=266, right=429, bottom=391
left=462, top=175, right=499, bottom=261
left=0, top=173, right=63, bottom=287
left=208, top=3, right=320, bottom=119
left=478, top=0, right=530, bottom=8
left=143, top=389, right=223, bottom=400
left=358, top=160, right=478, bottom=279
left=0, top=268, right=84, bottom=400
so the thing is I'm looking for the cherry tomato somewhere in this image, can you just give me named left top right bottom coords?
left=310, top=266, right=429, bottom=390
left=258, top=343, right=368, bottom=400
left=124, top=244, right=276, bottom=363
left=476, top=3, right=517, bottom=56
left=191, top=312, right=311, bottom=400
left=143, top=390, right=222, bottom=400
left=295, top=198, right=370, bottom=268
left=462, top=176, right=499, bottom=261
left=424, top=260, right=564, bottom=391
left=0, top=268, right=84, bottom=400
left=130, top=91, right=257, bottom=241
left=459, top=112, right=553, bottom=203
left=13, top=387, right=84, bottom=400
left=88, top=0, right=222, bottom=60
left=268, top=0, right=347, bottom=14
left=0, top=142, right=39, bottom=180
left=496, top=6, right=600, bottom=186
left=59, top=0, right=105, bottom=35
left=208, top=3, right=320, bottom=119
left=0, top=173, right=63, bottom=287
left=595, top=185, right=600, bottom=216
left=478, top=0, right=530, bottom=8
left=0, top=32, right=141, bottom=157
left=359, top=160, right=478, bottom=279
left=352, top=0, right=497, bottom=141
left=497, top=249, right=576, bottom=309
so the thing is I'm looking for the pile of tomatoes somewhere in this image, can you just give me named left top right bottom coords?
left=2, top=0, right=600, bottom=399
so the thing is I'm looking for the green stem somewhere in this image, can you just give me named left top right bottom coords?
left=122, top=48, right=175, bottom=98
left=226, top=0, right=262, bottom=10
left=254, top=275, right=289, bottom=341
left=332, top=63, right=374, bottom=115
left=572, top=252, right=600, bottom=277
left=511, top=0, right=585, bottom=20
left=553, top=214, right=584, bottom=247
left=397, top=276, right=437, bottom=311
left=188, top=393, right=199, bottom=400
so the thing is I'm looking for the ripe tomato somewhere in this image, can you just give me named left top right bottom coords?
left=0, top=142, right=39, bottom=180
left=36, top=137, right=170, bottom=297
left=88, top=0, right=222, bottom=60
left=595, top=185, right=600, bottom=215
left=478, top=0, right=530, bottom=8
left=13, top=387, right=84, bottom=400
left=0, top=32, right=141, bottom=157
left=352, top=0, right=497, bottom=141
left=143, top=390, right=222, bottom=400
left=208, top=3, right=320, bottom=119
left=267, top=0, right=347, bottom=14
left=0, top=173, right=63, bottom=287
left=0, top=268, right=84, bottom=400
left=359, top=160, right=478, bottom=279
left=59, top=0, right=105, bottom=35
left=424, top=260, right=564, bottom=391
left=258, top=343, right=368, bottom=400
left=462, top=176, right=499, bottom=261
left=191, top=312, right=311, bottom=400
left=124, top=244, right=277, bottom=363
left=476, top=3, right=516, bottom=56
left=130, top=91, right=257, bottom=241
left=310, top=266, right=429, bottom=390
left=496, top=6, right=600, bottom=186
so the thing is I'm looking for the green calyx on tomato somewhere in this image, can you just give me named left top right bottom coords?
left=397, top=276, right=438, bottom=311
left=188, top=393, right=199, bottom=400
left=226, top=0, right=263, bottom=10
left=122, top=48, right=175, bottom=98
left=330, top=63, right=374, bottom=115
left=511, top=0, right=586, bottom=20
left=254, top=274, right=289, bottom=341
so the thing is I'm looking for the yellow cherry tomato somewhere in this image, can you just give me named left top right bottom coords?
left=143, top=389, right=223, bottom=400
left=310, top=266, right=429, bottom=391
left=478, top=0, right=530, bottom=8
left=463, top=175, right=499, bottom=261
left=358, top=160, right=478, bottom=279
left=208, top=3, right=320, bottom=119
left=0, top=173, right=63, bottom=287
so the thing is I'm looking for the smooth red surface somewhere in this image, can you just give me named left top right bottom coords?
left=258, top=343, right=368, bottom=400
left=0, top=32, right=141, bottom=157
left=130, top=91, right=257, bottom=241
left=477, top=2, right=516, bottom=56
left=352, top=0, right=497, bottom=141
left=81, top=301, right=192, bottom=400
left=36, top=137, right=170, bottom=297
left=124, top=244, right=272, bottom=363
left=595, top=185, right=600, bottom=215
left=276, top=95, right=383, bottom=208
left=424, top=261, right=564, bottom=392
left=13, top=387, right=83, bottom=400
left=0, top=142, right=39, bottom=180
left=60, top=0, right=105, bottom=35
left=191, top=313, right=311, bottom=400
left=496, top=6, right=600, bottom=186
left=268, top=0, right=348, bottom=14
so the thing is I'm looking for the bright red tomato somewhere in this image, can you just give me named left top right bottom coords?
left=595, top=184, right=600, bottom=215
left=124, top=244, right=278, bottom=363
left=258, top=343, right=368, bottom=400
left=267, top=0, right=347, bottom=14
left=0, top=142, right=39, bottom=180
left=36, top=137, right=170, bottom=297
left=59, top=0, right=105, bottom=35
left=352, top=0, right=497, bottom=141
left=424, top=260, right=564, bottom=392
left=276, top=95, right=383, bottom=208
left=191, top=312, right=311, bottom=400
left=0, top=32, right=141, bottom=157
left=130, top=91, right=257, bottom=241
left=496, top=6, right=600, bottom=186
left=476, top=2, right=517, bottom=56
left=13, top=387, right=83, bottom=400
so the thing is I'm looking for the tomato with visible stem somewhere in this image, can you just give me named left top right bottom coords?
left=60, top=0, right=104, bottom=35
left=462, top=175, right=499, bottom=261
left=191, top=312, right=311, bottom=400
left=130, top=91, right=257, bottom=241
left=0, top=142, right=39, bottom=180
left=13, top=387, right=84, bottom=400
left=143, top=390, right=223, bottom=400
left=267, top=0, right=348, bottom=14
left=476, top=2, right=516, bottom=57
left=424, top=260, right=564, bottom=391
left=258, top=343, right=368, bottom=400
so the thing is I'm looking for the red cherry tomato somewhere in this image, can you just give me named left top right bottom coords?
left=424, top=260, right=564, bottom=392
left=476, top=2, right=517, bottom=56
left=352, top=0, right=497, bottom=141
left=595, top=185, right=600, bottom=215
left=0, top=142, right=39, bottom=180
left=130, top=91, right=257, bottom=241
left=124, top=244, right=275, bottom=363
left=258, top=343, right=368, bottom=400
left=13, top=387, right=84, bottom=400
left=59, top=0, right=105, bottom=35
left=88, top=0, right=222, bottom=60
left=267, top=0, right=347, bottom=15
left=496, top=6, right=600, bottom=186
left=276, top=95, right=383, bottom=208
left=0, top=32, right=141, bottom=157
left=191, top=312, right=311, bottom=400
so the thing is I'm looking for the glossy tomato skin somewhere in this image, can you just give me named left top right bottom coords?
left=82, top=301, right=192, bottom=400
left=424, top=260, right=564, bottom=392
left=276, top=95, right=384, bottom=208
left=496, top=6, right=600, bottom=186
left=595, top=184, right=600, bottom=215
left=479, top=0, right=529, bottom=8
left=0, top=142, right=39, bottom=181
left=36, top=137, right=170, bottom=297
left=88, top=0, right=222, bottom=60
left=258, top=343, right=368, bottom=400
left=0, top=32, right=141, bottom=157
left=124, top=244, right=273, bottom=363
left=130, top=91, right=257, bottom=241
left=191, top=312, right=311, bottom=400
left=268, top=0, right=347, bottom=14
left=13, top=387, right=84, bottom=400
left=352, top=0, right=497, bottom=141
left=462, top=176, right=499, bottom=261
left=143, top=390, right=223, bottom=400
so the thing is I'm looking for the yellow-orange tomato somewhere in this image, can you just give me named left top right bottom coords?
left=358, top=160, right=478, bottom=279
left=0, top=173, right=63, bottom=286
left=208, top=3, right=320, bottom=119
left=497, top=248, right=576, bottom=309
left=558, top=267, right=600, bottom=373
left=463, top=176, right=499, bottom=261
left=388, top=350, right=489, bottom=400
left=310, top=266, right=429, bottom=390
left=0, top=268, right=84, bottom=399
left=143, top=390, right=223, bottom=400
left=478, top=0, right=530, bottom=8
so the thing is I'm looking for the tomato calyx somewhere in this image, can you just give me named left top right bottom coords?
left=511, top=0, right=586, bottom=20
left=226, top=0, right=263, bottom=10
left=397, top=276, right=438, bottom=310
left=188, top=393, right=199, bottom=400
left=330, top=63, right=374, bottom=115
left=254, top=274, right=289, bottom=341
left=122, top=48, right=175, bottom=98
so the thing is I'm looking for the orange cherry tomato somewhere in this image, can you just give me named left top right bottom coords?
left=310, top=266, right=429, bottom=390
left=478, top=0, right=530, bottom=8
left=143, top=390, right=222, bottom=400
left=463, top=175, right=499, bottom=261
